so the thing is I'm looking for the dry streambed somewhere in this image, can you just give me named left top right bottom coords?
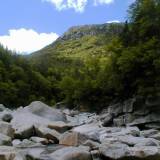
left=0, top=101, right=160, bottom=160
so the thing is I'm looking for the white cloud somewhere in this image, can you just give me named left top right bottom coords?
left=43, top=0, right=113, bottom=12
left=106, top=20, right=120, bottom=23
left=94, top=0, right=114, bottom=6
left=0, top=28, right=59, bottom=54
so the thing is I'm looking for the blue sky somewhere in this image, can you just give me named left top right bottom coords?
left=0, top=0, right=134, bottom=53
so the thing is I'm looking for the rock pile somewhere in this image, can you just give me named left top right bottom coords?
left=0, top=100, right=160, bottom=160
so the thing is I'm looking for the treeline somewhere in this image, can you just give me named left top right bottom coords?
left=0, top=0, right=160, bottom=110
left=0, top=45, right=55, bottom=107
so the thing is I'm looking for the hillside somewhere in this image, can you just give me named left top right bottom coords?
left=29, top=23, right=123, bottom=70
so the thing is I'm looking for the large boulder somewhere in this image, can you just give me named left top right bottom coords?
left=11, top=101, right=67, bottom=139
left=49, top=146, right=92, bottom=160
left=25, top=101, right=66, bottom=122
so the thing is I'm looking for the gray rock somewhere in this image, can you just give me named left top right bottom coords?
left=118, top=135, right=160, bottom=147
left=108, top=103, right=123, bottom=117
left=11, top=101, right=66, bottom=139
left=99, top=142, right=129, bottom=159
left=0, top=121, right=14, bottom=138
left=49, top=146, right=92, bottom=160
left=73, top=124, right=103, bottom=141
left=113, top=116, right=125, bottom=126
left=35, top=126, right=60, bottom=143
left=12, top=139, right=21, bottom=147
left=26, top=101, right=66, bottom=122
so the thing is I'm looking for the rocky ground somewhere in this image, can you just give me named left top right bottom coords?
left=1, top=98, right=160, bottom=160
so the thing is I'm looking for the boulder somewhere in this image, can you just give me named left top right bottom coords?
left=99, top=142, right=129, bottom=159
left=123, top=98, right=135, bottom=113
left=35, top=126, right=60, bottom=143
left=0, top=133, right=11, bottom=145
left=117, top=135, right=160, bottom=147
left=11, top=101, right=66, bottom=139
left=26, top=101, right=66, bottom=122
left=0, top=121, right=14, bottom=138
left=73, top=124, right=103, bottom=141
left=59, top=131, right=88, bottom=146
left=49, top=146, right=92, bottom=160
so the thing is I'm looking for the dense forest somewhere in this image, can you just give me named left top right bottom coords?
left=0, top=0, right=160, bottom=110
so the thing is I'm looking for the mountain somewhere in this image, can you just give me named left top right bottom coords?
left=29, top=23, right=124, bottom=70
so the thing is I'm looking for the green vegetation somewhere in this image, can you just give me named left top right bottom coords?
left=0, top=0, right=160, bottom=110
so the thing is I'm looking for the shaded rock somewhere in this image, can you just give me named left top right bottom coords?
left=0, top=133, right=11, bottom=145
left=108, top=103, right=123, bottom=117
left=2, top=113, right=13, bottom=123
left=0, top=121, right=14, bottom=138
left=35, top=126, right=60, bottom=143
left=101, top=113, right=113, bottom=127
left=59, top=131, right=88, bottom=146
left=15, top=139, right=41, bottom=148
left=113, top=116, right=125, bottom=126
left=49, top=146, right=92, bottom=160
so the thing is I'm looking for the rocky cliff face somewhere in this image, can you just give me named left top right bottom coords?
left=1, top=100, right=160, bottom=160
left=101, top=96, right=160, bottom=130
left=58, top=23, right=124, bottom=41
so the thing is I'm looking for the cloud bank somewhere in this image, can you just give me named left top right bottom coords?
left=43, top=0, right=114, bottom=12
left=0, top=28, right=59, bottom=54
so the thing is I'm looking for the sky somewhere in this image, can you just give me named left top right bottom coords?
left=0, top=0, right=134, bottom=54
